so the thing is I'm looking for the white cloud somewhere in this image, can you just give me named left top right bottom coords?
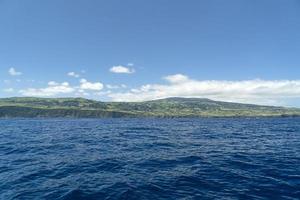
left=67, top=72, right=80, bottom=78
left=108, top=74, right=300, bottom=105
left=110, top=65, right=135, bottom=74
left=94, top=90, right=112, bottom=96
left=3, top=88, right=14, bottom=93
left=18, top=78, right=104, bottom=97
left=127, top=63, right=134, bottom=66
left=106, top=84, right=119, bottom=89
left=80, top=79, right=103, bottom=91
left=76, top=90, right=90, bottom=96
left=106, top=84, right=127, bottom=89
left=164, top=74, right=189, bottom=84
left=19, top=81, right=75, bottom=97
left=48, top=81, right=59, bottom=86
left=8, top=67, right=22, bottom=76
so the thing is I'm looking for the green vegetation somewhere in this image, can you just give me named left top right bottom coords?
left=0, top=97, right=299, bottom=118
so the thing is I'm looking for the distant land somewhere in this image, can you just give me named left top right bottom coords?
left=0, top=97, right=300, bottom=118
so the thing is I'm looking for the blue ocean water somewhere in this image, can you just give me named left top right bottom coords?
left=0, top=118, right=299, bottom=200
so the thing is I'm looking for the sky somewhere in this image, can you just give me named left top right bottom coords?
left=1, top=0, right=300, bottom=107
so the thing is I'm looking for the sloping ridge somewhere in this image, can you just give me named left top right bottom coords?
left=0, top=97, right=299, bottom=118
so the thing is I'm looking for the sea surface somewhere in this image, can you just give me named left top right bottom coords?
left=0, top=118, right=299, bottom=200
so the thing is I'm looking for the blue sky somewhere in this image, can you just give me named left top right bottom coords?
left=1, top=0, right=300, bottom=106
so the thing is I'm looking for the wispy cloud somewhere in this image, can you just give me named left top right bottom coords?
left=164, top=74, right=189, bottom=84
left=3, top=88, right=14, bottom=93
left=110, top=65, right=135, bottom=74
left=67, top=72, right=80, bottom=78
left=18, top=78, right=104, bottom=97
left=8, top=67, right=22, bottom=76
left=19, top=81, right=74, bottom=97
left=106, top=84, right=127, bottom=89
left=15, top=70, right=300, bottom=106
left=108, top=74, right=300, bottom=105
left=79, top=79, right=103, bottom=91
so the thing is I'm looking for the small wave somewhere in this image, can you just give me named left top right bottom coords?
left=0, top=118, right=299, bottom=199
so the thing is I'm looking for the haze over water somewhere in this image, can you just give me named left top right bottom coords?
left=1, top=118, right=299, bottom=199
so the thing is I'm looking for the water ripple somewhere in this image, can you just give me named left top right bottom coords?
left=0, top=118, right=300, bottom=199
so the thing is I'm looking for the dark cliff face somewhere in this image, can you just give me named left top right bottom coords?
left=0, top=106, right=136, bottom=118
left=0, top=97, right=299, bottom=118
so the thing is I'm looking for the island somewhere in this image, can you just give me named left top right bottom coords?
left=0, top=97, right=299, bottom=118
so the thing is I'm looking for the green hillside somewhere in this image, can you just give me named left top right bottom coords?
left=0, top=97, right=299, bottom=118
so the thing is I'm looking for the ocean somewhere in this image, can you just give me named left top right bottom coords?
left=0, top=118, right=299, bottom=199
